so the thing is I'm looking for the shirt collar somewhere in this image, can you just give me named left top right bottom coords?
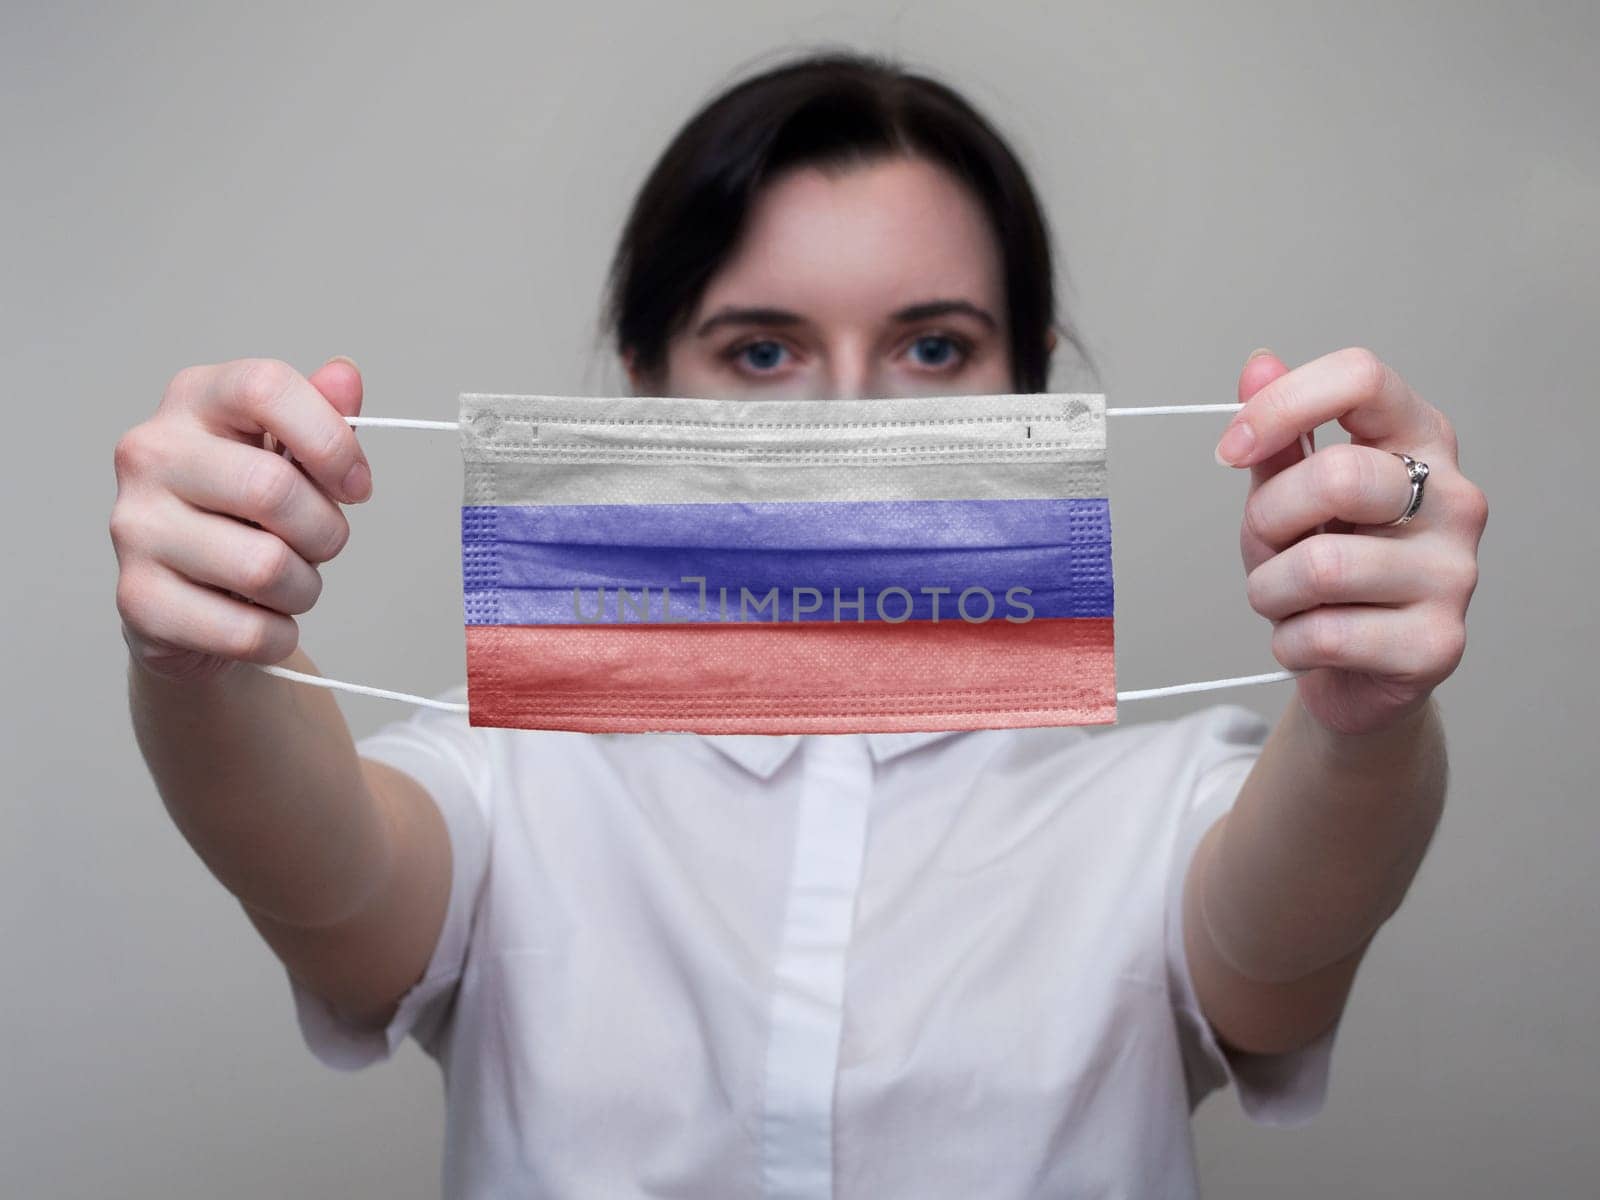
left=697, top=729, right=966, bottom=779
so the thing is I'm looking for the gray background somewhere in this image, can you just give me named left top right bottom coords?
left=3, top=2, right=1594, bottom=1195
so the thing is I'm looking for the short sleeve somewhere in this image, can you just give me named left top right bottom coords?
left=285, top=682, right=493, bottom=1071
left=1164, top=704, right=1343, bottom=1128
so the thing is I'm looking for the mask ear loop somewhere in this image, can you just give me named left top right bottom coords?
left=259, top=661, right=471, bottom=712
left=255, top=406, right=1316, bottom=714
left=257, top=421, right=473, bottom=713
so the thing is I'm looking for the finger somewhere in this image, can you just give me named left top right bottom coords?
left=1245, top=533, right=1443, bottom=621
left=116, top=561, right=300, bottom=665
left=1243, top=442, right=1423, bottom=555
left=147, top=494, right=324, bottom=615
left=306, top=355, right=365, bottom=420
left=165, top=431, right=351, bottom=564
left=1216, top=346, right=1446, bottom=470
left=1270, top=602, right=1465, bottom=685
left=1237, top=349, right=1289, bottom=409
left=197, top=358, right=371, bottom=503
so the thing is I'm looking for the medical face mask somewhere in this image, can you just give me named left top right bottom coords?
left=461, top=390, right=1112, bottom=735
left=262, top=391, right=1304, bottom=733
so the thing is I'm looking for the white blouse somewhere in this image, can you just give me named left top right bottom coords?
left=286, top=689, right=1340, bottom=1198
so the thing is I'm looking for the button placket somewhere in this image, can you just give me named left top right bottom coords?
left=761, top=734, right=875, bottom=1200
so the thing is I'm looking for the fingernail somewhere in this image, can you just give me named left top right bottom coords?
left=1214, top=420, right=1255, bottom=465
left=1247, top=346, right=1274, bottom=362
left=342, top=460, right=371, bottom=502
left=327, top=354, right=360, bottom=371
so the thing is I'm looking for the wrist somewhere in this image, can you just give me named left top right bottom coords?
left=1296, top=691, right=1439, bottom=774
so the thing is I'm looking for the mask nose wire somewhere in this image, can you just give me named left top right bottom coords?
left=257, top=401, right=1317, bottom=711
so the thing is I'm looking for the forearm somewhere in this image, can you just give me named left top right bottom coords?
left=128, top=645, right=392, bottom=928
left=1200, top=692, right=1449, bottom=983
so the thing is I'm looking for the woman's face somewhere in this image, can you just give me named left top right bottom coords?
left=628, top=155, right=1047, bottom=400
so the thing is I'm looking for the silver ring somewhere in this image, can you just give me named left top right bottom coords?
left=1382, top=452, right=1430, bottom=526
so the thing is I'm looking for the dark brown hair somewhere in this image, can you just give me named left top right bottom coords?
left=598, top=47, right=1098, bottom=394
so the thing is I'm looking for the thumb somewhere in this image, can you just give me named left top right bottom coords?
left=1233, top=348, right=1310, bottom=493
left=1233, top=348, right=1316, bottom=576
left=307, top=354, right=364, bottom=420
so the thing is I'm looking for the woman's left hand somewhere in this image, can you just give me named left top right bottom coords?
left=1216, top=346, right=1489, bottom=738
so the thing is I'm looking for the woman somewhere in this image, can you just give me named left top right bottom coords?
left=112, top=49, right=1486, bottom=1198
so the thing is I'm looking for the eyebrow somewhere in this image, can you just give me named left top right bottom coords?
left=693, top=298, right=998, bottom=338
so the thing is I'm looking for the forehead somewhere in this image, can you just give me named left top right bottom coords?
left=692, top=156, right=1005, bottom=322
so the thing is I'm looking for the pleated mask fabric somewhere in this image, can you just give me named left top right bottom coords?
left=458, top=391, right=1117, bottom=735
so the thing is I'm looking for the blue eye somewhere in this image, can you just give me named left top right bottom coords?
left=724, top=333, right=970, bottom=376
left=909, top=334, right=968, bottom=368
left=733, top=340, right=789, bottom=372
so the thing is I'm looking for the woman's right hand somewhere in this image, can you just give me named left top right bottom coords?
left=111, top=356, right=372, bottom=683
